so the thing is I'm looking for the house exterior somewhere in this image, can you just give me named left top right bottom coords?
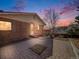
left=53, top=26, right=68, bottom=37
left=0, top=12, right=45, bottom=45
left=65, top=23, right=79, bottom=37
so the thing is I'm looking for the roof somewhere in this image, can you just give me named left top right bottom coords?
left=54, top=27, right=68, bottom=34
left=0, top=12, right=45, bottom=25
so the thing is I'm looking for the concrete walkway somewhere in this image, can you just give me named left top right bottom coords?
left=0, top=37, right=53, bottom=59
left=47, top=38, right=76, bottom=59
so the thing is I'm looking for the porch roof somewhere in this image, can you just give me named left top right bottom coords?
left=0, top=12, right=45, bottom=25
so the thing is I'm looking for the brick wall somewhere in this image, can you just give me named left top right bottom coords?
left=0, top=18, right=30, bottom=45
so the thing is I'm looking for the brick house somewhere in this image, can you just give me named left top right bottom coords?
left=0, top=12, right=45, bottom=45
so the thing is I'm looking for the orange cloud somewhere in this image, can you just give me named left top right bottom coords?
left=56, top=19, right=73, bottom=26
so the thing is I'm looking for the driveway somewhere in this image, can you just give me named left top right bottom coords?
left=0, top=37, right=53, bottom=59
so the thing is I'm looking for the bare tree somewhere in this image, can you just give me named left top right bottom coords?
left=43, top=8, right=59, bottom=36
left=11, top=0, right=26, bottom=12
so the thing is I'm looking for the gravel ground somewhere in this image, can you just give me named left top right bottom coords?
left=47, top=38, right=76, bottom=59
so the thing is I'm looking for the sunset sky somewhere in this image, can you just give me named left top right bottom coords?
left=0, top=0, right=78, bottom=26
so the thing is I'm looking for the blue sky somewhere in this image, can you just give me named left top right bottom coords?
left=0, top=0, right=77, bottom=26
left=0, top=0, right=69, bottom=12
left=0, top=0, right=15, bottom=10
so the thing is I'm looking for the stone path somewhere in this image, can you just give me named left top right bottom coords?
left=0, top=37, right=52, bottom=59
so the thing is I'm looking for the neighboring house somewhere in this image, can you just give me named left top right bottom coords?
left=66, top=23, right=79, bottom=35
left=0, top=12, right=45, bottom=44
left=54, top=26, right=68, bottom=36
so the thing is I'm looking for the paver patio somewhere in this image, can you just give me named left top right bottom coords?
left=0, top=37, right=53, bottom=59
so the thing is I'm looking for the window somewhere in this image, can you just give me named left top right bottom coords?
left=30, top=23, right=40, bottom=35
left=30, top=23, right=34, bottom=35
left=37, top=25, right=40, bottom=30
left=0, top=21, right=11, bottom=30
